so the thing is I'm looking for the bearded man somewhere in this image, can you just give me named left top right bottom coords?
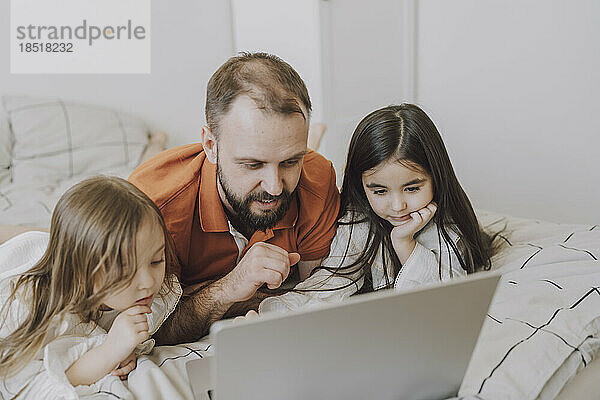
left=129, top=52, right=339, bottom=344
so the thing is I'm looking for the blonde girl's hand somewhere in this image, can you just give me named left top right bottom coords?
left=112, top=351, right=137, bottom=380
left=390, top=203, right=437, bottom=262
left=106, top=305, right=151, bottom=364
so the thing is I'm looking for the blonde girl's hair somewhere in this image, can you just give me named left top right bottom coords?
left=0, top=176, right=178, bottom=377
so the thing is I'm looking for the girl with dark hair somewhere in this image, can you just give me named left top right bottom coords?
left=0, top=176, right=181, bottom=398
left=260, top=104, right=495, bottom=312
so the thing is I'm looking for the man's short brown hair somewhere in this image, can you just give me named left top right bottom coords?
left=205, top=52, right=312, bottom=136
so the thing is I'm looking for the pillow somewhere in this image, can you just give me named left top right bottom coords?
left=3, top=95, right=150, bottom=184
left=139, top=131, right=168, bottom=164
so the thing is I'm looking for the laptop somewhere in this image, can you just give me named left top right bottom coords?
left=186, top=271, right=500, bottom=400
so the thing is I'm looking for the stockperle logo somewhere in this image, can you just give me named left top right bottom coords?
left=11, top=0, right=150, bottom=74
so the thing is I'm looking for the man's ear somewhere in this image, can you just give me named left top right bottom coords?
left=201, top=125, right=218, bottom=164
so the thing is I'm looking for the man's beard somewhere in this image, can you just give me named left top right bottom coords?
left=217, top=164, right=294, bottom=232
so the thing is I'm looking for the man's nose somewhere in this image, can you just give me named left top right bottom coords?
left=261, top=166, right=284, bottom=196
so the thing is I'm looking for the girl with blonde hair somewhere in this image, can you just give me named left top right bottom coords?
left=0, top=176, right=181, bottom=398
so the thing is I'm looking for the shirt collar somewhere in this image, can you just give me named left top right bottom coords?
left=198, top=161, right=229, bottom=232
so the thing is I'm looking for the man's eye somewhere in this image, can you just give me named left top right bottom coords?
left=282, top=160, right=299, bottom=167
left=405, top=186, right=420, bottom=193
left=244, top=163, right=262, bottom=169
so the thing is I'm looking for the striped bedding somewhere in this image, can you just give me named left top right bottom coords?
left=80, top=211, right=600, bottom=400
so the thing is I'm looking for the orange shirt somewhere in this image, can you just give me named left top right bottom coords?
left=129, top=143, right=340, bottom=286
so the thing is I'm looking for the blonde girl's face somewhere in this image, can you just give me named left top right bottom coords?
left=102, top=217, right=166, bottom=312
left=362, top=160, right=434, bottom=227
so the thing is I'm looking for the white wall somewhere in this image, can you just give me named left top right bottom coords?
left=315, top=0, right=599, bottom=224
left=0, top=1, right=234, bottom=147
left=415, top=0, right=600, bottom=223
left=231, top=0, right=324, bottom=123
left=318, top=0, right=411, bottom=179
left=3, top=1, right=598, bottom=223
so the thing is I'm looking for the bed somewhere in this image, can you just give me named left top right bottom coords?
left=454, top=211, right=600, bottom=400
left=41, top=210, right=596, bottom=400
left=1, top=95, right=599, bottom=399
left=0, top=95, right=166, bottom=228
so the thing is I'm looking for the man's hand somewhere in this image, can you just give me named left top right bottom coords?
left=390, top=202, right=437, bottom=263
left=152, top=244, right=300, bottom=345
left=232, top=310, right=259, bottom=324
left=221, top=242, right=301, bottom=304
left=112, top=351, right=137, bottom=380
left=105, top=305, right=151, bottom=364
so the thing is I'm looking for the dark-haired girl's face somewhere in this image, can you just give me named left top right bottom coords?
left=361, top=160, right=434, bottom=226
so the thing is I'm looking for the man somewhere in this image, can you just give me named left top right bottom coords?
left=129, top=53, right=340, bottom=344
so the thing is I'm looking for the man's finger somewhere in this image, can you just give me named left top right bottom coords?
left=257, top=257, right=291, bottom=278
left=262, top=267, right=285, bottom=287
left=288, top=252, right=301, bottom=265
left=263, top=269, right=284, bottom=289
left=260, top=251, right=293, bottom=268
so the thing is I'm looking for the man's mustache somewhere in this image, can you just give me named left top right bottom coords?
left=247, top=191, right=290, bottom=203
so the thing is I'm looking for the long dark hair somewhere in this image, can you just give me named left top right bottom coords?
left=313, top=104, right=494, bottom=292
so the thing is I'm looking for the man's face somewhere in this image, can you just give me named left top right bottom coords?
left=213, top=95, right=308, bottom=232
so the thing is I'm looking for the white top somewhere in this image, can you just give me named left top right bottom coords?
left=259, top=216, right=466, bottom=313
left=227, top=220, right=249, bottom=264
left=0, top=231, right=182, bottom=400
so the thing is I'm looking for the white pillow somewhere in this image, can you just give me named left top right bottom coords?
left=3, top=95, right=149, bottom=184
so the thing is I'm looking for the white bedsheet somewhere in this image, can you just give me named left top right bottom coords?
left=4, top=211, right=600, bottom=399
left=452, top=212, right=600, bottom=400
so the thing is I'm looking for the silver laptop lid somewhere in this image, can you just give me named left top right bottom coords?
left=210, top=271, right=500, bottom=400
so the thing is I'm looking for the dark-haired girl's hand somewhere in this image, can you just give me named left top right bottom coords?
left=390, top=202, right=437, bottom=263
